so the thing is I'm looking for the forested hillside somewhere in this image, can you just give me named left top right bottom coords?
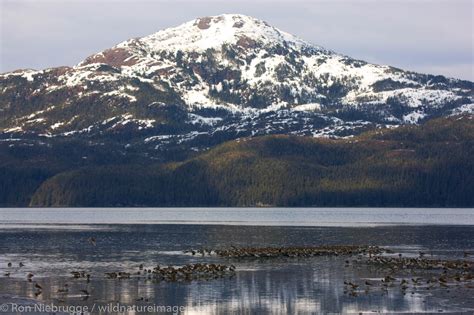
left=24, top=116, right=474, bottom=207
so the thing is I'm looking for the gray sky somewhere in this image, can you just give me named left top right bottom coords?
left=1, top=0, right=473, bottom=80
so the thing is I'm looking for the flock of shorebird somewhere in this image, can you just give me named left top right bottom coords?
left=342, top=252, right=474, bottom=297
left=2, top=239, right=473, bottom=302
left=183, top=245, right=473, bottom=299
left=102, top=263, right=237, bottom=282
left=3, top=260, right=236, bottom=300
left=184, top=245, right=387, bottom=258
left=4, top=262, right=45, bottom=297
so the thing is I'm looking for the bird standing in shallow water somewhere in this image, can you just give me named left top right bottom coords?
left=58, top=284, right=69, bottom=293
left=80, top=289, right=90, bottom=297
left=87, top=237, right=97, bottom=246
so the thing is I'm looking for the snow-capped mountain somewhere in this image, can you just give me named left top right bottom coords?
left=0, top=14, right=472, bottom=152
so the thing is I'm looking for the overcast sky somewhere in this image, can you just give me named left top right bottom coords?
left=1, top=0, right=473, bottom=80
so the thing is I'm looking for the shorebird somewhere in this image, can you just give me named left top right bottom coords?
left=87, top=237, right=97, bottom=246
left=7, top=262, right=12, bottom=267
left=19, top=262, right=25, bottom=267
left=412, top=278, right=420, bottom=285
left=57, top=286, right=69, bottom=293
left=348, top=282, right=359, bottom=289
left=118, top=272, right=130, bottom=279
left=4, top=272, right=10, bottom=277
left=80, top=289, right=90, bottom=296
left=439, top=276, right=448, bottom=283
left=105, top=272, right=118, bottom=279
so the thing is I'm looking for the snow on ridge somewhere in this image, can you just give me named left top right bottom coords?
left=403, top=110, right=426, bottom=124
left=3, top=126, right=23, bottom=133
left=343, top=87, right=462, bottom=108
left=0, top=69, right=42, bottom=81
left=102, top=87, right=137, bottom=102
left=108, top=114, right=155, bottom=130
left=293, top=103, right=321, bottom=112
left=23, top=106, right=56, bottom=120
left=144, top=134, right=174, bottom=143
left=22, top=71, right=38, bottom=82
left=187, top=113, right=223, bottom=126
left=450, top=103, right=474, bottom=116
left=50, top=122, right=64, bottom=130
left=133, top=14, right=318, bottom=53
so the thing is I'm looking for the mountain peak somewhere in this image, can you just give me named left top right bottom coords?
left=121, top=14, right=315, bottom=53
left=78, top=14, right=329, bottom=69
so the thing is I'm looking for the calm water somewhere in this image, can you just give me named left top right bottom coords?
left=0, top=208, right=473, bottom=314
left=1, top=207, right=473, bottom=227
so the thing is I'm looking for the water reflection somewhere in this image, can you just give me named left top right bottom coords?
left=2, top=258, right=471, bottom=314
left=0, top=224, right=473, bottom=313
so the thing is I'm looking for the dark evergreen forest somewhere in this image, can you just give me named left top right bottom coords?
left=1, top=116, right=472, bottom=207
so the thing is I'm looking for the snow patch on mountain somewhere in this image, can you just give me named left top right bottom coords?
left=450, top=103, right=474, bottom=116
left=293, top=103, right=321, bottom=112
left=403, top=111, right=426, bottom=124
left=188, top=113, right=223, bottom=125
